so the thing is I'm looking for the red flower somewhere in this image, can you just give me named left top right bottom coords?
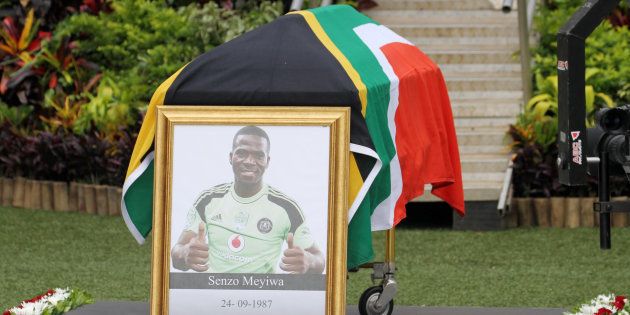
left=614, top=295, right=626, bottom=310
left=3, top=289, right=58, bottom=315
left=595, top=307, right=613, bottom=315
left=20, top=289, right=55, bottom=305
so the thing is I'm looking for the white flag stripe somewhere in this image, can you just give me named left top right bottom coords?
left=348, top=143, right=382, bottom=221
left=354, top=24, right=411, bottom=231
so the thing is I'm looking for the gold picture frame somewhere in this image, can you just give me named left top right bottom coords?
left=151, top=106, right=349, bottom=315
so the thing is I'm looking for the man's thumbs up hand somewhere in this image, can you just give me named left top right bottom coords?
left=279, top=232, right=312, bottom=274
left=286, top=232, right=294, bottom=249
left=185, top=222, right=209, bottom=272
left=197, top=222, right=207, bottom=243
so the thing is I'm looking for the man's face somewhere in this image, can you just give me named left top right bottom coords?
left=230, top=134, right=270, bottom=185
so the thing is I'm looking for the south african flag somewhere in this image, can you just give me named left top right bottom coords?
left=122, top=5, right=464, bottom=269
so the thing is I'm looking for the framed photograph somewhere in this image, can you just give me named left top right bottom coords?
left=151, top=106, right=349, bottom=315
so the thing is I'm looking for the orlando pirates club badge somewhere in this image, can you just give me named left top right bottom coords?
left=257, top=218, right=273, bottom=234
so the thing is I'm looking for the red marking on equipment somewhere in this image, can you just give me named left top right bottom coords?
left=571, top=131, right=580, bottom=141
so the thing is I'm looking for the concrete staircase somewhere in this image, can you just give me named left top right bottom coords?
left=366, top=0, right=522, bottom=205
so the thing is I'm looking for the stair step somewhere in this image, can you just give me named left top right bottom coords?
left=369, top=0, right=523, bottom=203
left=455, top=117, right=515, bottom=129
left=440, top=64, right=521, bottom=76
left=461, top=156, right=510, bottom=173
left=418, top=42, right=518, bottom=52
left=389, top=24, right=518, bottom=38
left=448, top=90, right=523, bottom=101
left=412, top=37, right=520, bottom=51
left=457, top=131, right=508, bottom=146
left=427, top=50, right=518, bottom=64
left=378, top=0, right=495, bottom=11
left=446, top=77, right=522, bottom=91
left=463, top=172, right=505, bottom=181
left=420, top=43, right=518, bottom=53
left=451, top=102, right=521, bottom=118
left=459, top=144, right=510, bottom=155
left=451, top=97, right=522, bottom=106
left=457, top=126, right=512, bottom=134
left=366, top=10, right=517, bottom=25
left=444, top=71, right=521, bottom=79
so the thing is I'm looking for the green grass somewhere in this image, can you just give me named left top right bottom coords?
left=0, top=207, right=152, bottom=310
left=2, top=206, right=630, bottom=310
left=351, top=227, right=630, bottom=308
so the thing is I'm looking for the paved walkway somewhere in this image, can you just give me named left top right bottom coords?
left=67, top=301, right=565, bottom=315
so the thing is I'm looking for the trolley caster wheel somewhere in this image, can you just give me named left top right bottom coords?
left=358, top=286, right=394, bottom=315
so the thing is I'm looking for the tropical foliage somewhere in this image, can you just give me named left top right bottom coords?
left=526, top=69, right=614, bottom=127
left=533, top=0, right=629, bottom=103
left=0, top=0, right=284, bottom=185
left=509, top=112, right=559, bottom=197
left=509, top=0, right=629, bottom=197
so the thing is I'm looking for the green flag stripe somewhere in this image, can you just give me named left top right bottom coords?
left=122, top=152, right=155, bottom=244
left=311, top=6, right=396, bottom=205
left=310, top=6, right=396, bottom=163
left=310, top=5, right=396, bottom=268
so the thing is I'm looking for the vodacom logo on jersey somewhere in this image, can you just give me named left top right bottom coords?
left=227, top=234, right=245, bottom=252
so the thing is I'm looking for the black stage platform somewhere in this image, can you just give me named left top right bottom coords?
left=67, top=301, right=565, bottom=315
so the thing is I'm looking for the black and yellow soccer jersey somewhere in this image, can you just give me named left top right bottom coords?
left=184, top=183, right=314, bottom=273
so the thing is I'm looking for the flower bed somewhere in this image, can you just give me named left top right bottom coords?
left=3, top=288, right=93, bottom=315
left=565, top=294, right=628, bottom=315
left=0, top=1, right=283, bottom=189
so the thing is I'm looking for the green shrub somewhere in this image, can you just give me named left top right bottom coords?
left=508, top=112, right=558, bottom=197
left=533, top=2, right=630, bottom=103
left=74, top=75, right=137, bottom=135
left=0, top=0, right=284, bottom=182
left=182, top=1, right=282, bottom=47
left=53, top=0, right=282, bottom=103
left=0, top=101, right=33, bottom=128
left=584, top=23, right=630, bottom=103
left=0, top=122, right=136, bottom=185
left=526, top=69, right=614, bottom=127
left=512, top=1, right=630, bottom=197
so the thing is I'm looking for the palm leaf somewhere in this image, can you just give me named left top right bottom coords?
left=533, top=101, right=556, bottom=118
left=526, top=94, right=552, bottom=111
left=595, top=92, right=614, bottom=108
left=585, top=68, right=601, bottom=82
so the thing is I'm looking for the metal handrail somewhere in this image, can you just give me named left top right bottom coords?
left=499, top=0, right=537, bottom=214
left=289, top=0, right=303, bottom=11
left=526, top=0, right=537, bottom=29
left=502, top=0, right=536, bottom=28
left=501, top=0, right=536, bottom=105
left=518, top=0, right=533, bottom=104
left=497, top=159, right=514, bottom=214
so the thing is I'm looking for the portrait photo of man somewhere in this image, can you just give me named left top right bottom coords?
left=171, top=126, right=325, bottom=274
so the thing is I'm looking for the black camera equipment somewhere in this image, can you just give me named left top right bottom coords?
left=557, top=0, right=628, bottom=249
